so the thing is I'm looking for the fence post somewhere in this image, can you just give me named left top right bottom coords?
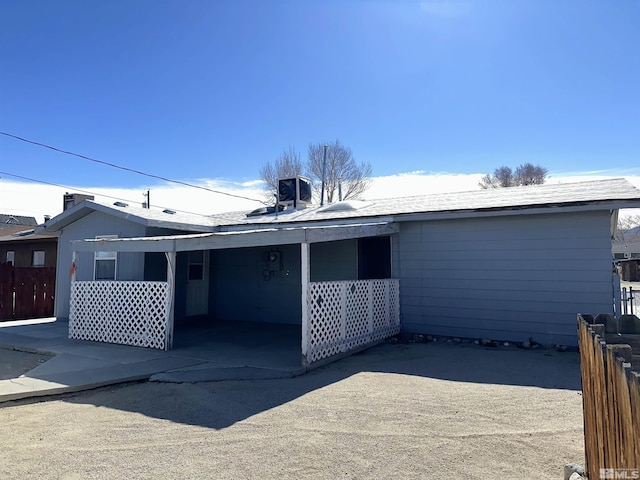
left=613, top=274, right=622, bottom=318
left=578, top=315, right=640, bottom=479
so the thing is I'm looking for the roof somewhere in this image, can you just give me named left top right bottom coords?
left=41, top=178, right=640, bottom=236
left=66, top=178, right=640, bottom=254
left=0, top=225, right=57, bottom=243
left=212, top=178, right=640, bottom=229
left=0, top=214, right=37, bottom=229
left=41, top=200, right=218, bottom=233
left=613, top=241, right=640, bottom=255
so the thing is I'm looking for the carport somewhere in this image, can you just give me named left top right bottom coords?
left=68, top=222, right=401, bottom=368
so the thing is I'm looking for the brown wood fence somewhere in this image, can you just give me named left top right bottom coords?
left=0, top=263, right=55, bottom=321
left=577, top=314, right=640, bottom=480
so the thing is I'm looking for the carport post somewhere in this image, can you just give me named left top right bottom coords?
left=301, top=242, right=310, bottom=366
left=71, top=250, right=77, bottom=282
left=165, top=251, right=176, bottom=350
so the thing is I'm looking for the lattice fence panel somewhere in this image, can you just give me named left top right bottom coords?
left=69, top=281, right=170, bottom=350
left=308, top=282, right=344, bottom=361
left=345, top=281, right=373, bottom=350
left=306, top=279, right=400, bottom=364
left=371, top=279, right=401, bottom=342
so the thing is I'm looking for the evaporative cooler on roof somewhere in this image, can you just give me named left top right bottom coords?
left=278, top=176, right=312, bottom=209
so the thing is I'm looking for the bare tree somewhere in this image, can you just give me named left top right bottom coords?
left=479, top=166, right=514, bottom=188
left=514, top=163, right=548, bottom=186
left=479, top=163, right=548, bottom=189
left=614, top=213, right=640, bottom=243
left=259, top=146, right=303, bottom=200
left=307, top=139, right=372, bottom=203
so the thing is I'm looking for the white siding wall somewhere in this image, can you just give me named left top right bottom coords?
left=54, top=211, right=146, bottom=318
left=398, top=210, right=614, bottom=345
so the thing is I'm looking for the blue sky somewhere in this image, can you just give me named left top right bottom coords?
left=1, top=0, right=640, bottom=217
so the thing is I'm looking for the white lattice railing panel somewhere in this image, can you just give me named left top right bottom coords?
left=69, top=281, right=170, bottom=350
left=306, top=279, right=400, bottom=364
left=308, top=282, right=344, bottom=360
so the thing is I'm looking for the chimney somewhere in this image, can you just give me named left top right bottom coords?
left=43, top=215, right=51, bottom=222
left=63, top=193, right=94, bottom=211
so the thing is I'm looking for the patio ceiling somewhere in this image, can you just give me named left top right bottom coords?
left=70, top=222, right=399, bottom=253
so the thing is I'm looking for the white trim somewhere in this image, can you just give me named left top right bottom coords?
left=71, top=223, right=399, bottom=254
left=301, top=243, right=310, bottom=363
left=94, top=235, right=118, bottom=280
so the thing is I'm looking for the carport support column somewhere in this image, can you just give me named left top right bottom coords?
left=301, top=242, right=310, bottom=366
left=165, top=251, right=176, bottom=350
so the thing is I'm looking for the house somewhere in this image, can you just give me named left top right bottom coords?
left=0, top=225, right=58, bottom=268
left=613, top=241, right=640, bottom=261
left=41, top=178, right=640, bottom=366
left=0, top=214, right=38, bottom=230
left=612, top=237, right=640, bottom=281
left=0, top=226, right=58, bottom=320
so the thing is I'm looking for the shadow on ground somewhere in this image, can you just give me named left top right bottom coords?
left=43, top=341, right=581, bottom=430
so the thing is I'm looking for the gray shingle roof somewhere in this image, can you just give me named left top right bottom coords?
left=0, top=214, right=38, bottom=228
left=43, top=200, right=219, bottom=233
left=40, top=178, right=640, bottom=235
left=211, top=178, right=640, bottom=228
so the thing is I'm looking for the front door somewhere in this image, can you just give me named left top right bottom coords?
left=186, top=250, right=209, bottom=316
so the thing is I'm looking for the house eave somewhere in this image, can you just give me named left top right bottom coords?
left=41, top=200, right=216, bottom=234
left=390, top=199, right=640, bottom=223
left=70, top=222, right=400, bottom=253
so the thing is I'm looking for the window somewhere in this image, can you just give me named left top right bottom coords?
left=188, top=251, right=204, bottom=280
left=94, top=235, right=117, bottom=280
left=32, top=250, right=45, bottom=267
left=6, top=251, right=15, bottom=266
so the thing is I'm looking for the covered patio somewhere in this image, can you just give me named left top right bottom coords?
left=68, top=222, right=401, bottom=368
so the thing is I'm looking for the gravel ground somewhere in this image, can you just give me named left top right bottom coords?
left=0, top=342, right=585, bottom=480
left=0, top=348, right=51, bottom=380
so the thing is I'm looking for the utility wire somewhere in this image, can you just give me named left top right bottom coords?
left=0, top=170, right=226, bottom=218
left=0, top=131, right=266, bottom=204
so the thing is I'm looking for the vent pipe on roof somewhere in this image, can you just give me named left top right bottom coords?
left=320, top=144, right=328, bottom=207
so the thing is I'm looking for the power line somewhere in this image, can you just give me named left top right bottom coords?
left=0, top=170, right=225, bottom=218
left=0, top=131, right=266, bottom=204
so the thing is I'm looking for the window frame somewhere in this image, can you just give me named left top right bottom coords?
left=32, top=250, right=45, bottom=267
left=94, top=235, right=118, bottom=281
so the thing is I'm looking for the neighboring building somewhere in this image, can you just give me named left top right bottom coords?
left=613, top=241, right=640, bottom=261
left=41, top=178, right=640, bottom=363
left=612, top=239, right=640, bottom=281
left=0, top=226, right=58, bottom=320
left=0, top=226, right=58, bottom=268
left=0, top=214, right=37, bottom=230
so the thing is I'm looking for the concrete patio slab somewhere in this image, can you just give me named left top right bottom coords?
left=24, top=353, right=124, bottom=376
left=0, top=317, right=305, bottom=403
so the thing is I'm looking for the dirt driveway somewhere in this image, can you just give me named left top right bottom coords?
left=0, top=341, right=585, bottom=480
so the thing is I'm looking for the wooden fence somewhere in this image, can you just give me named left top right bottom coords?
left=0, top=263, right=56, bottom=321
left=577, top=314, right=640, bottom=480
